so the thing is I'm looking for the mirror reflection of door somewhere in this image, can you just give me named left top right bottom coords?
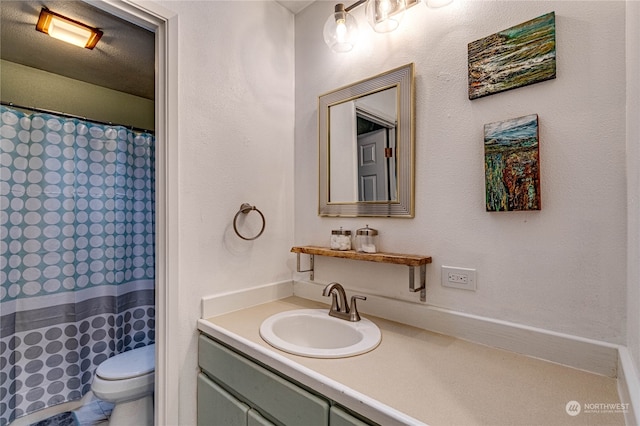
left=358, top=118, right=396, bottom=201
left=357, top=114, right=397, bottom=201
left=358, top=128, right=386, bottom=201
left=328, top=87, right=398, bottom=203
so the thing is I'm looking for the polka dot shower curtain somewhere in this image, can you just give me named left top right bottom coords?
left=0, top=105, right=155, bottom=425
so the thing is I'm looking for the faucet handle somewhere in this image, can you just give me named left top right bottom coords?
left=349, top=295, right=366, bottom=322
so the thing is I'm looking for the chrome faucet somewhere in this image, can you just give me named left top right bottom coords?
left=322, top=282, right=366, bottom=322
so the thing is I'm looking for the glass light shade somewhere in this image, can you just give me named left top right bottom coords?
left=323, top=4, right=359, bottom=53
left=425, top=0, right=453, bottom=8
left=48, top=18, right=94, bottom=48
left=36, top=8, right=103, bottom=50
left=365, top=0, right=406, bottom=33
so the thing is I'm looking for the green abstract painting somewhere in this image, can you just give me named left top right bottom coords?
left=468, top=12, right=556, bottom=100
left=484, top=114, right=541, bottom=212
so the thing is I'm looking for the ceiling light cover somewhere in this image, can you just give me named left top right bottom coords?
left=365, top=0, right=406, bottom=33
left=323, top=4, right=359, bottom=53
left=36, top=8, right=103, bottom=49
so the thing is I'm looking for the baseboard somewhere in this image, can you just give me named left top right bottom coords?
left=618, top=347, right=640, bottom=426
left=293, top=280, right=619, bottom=378
left=201, top=280, right=294, bottom=319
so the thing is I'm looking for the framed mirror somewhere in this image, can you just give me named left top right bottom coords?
left=318, top=63, right=415, bottom=217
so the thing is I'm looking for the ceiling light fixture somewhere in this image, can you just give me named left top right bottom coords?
left=323, top=0, right=453, bottom=53
left=36, top=8, right=103, bottom=50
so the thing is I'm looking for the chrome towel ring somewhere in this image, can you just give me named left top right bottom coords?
left=233, top=203, right=266, bottom=241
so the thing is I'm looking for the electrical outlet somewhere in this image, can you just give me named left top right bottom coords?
left=441, top=266, right=476, bottom=291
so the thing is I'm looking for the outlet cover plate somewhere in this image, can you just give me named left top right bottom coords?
left=441, top=266, right=477, bottom=291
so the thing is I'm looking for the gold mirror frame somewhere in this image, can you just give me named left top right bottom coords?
left=318, top=63, right=415, bottom=217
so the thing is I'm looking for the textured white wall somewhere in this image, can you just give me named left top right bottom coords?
left=627, top=0, right=640, bottom=387
left=158, top=2, right=295, bottom=424
left=0, top=60, right=154, bottom=130
left=295, top=1, right=626, bottom=343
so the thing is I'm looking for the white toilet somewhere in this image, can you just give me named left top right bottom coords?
left=92, top=344, right=155, bottom=426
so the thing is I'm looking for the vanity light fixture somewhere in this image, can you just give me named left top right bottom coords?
left=425, top=0, right=454, bottom=7
left=323, top=3, right=360, bottom=53
left=323, top=0, right=453, bottom=52
left=36, top=8, right=103, bottom=50
left=365, top=0, right=407, bottom=33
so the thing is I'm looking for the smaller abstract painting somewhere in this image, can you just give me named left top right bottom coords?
left=484, top=114, right=541, bottom=212
left=468, top=12, right=556, bottom=100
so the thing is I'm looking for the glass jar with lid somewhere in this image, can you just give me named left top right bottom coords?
left=330, top=227, right=352, bottom=250
left=355, top=225, right=378, bottom=253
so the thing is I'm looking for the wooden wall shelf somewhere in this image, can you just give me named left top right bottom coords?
left=291, top=246, right=432, bottom=302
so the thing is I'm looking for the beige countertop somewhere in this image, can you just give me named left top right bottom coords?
left=198, top=296, right=624, bottom=426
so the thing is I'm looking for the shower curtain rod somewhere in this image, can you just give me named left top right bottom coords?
left=1, top=101, right=154, bottom=135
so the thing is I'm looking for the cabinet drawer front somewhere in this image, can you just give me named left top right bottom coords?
left=199, top=335, right=329, bottom=426
left=248, top=409, right=276, bottom=426
left=330, top=406, right=374, bottom=426
left=198, top=373, right=249, bottom=426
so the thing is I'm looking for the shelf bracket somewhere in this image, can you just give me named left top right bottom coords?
left=296, top=253, right=314, bottom=281
left=408, top=264, right=427, bottom=302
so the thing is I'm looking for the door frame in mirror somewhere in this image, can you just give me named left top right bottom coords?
left=318, top=63, right=415, bottom=217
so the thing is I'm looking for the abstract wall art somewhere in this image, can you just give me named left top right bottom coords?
left=484, top=114, right=541, bottom=212
left=468, top=12, right=556, bottom=100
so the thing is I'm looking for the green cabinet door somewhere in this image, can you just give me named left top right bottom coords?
left=248, top=409, right=275, bottom=426
left=330, top=406, right=374, bottom=426
left=198, top=373, right=249, bottom=426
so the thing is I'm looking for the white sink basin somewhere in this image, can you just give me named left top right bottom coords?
left=259, top=309, right=381, bottom=358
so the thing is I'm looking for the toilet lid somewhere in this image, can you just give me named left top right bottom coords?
left=96, top=344, right=155, bottom=380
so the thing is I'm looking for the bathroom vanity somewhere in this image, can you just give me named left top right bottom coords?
left=197, top=297, right=624, bottom=426
left=197, top=297, right=424, bottom=426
